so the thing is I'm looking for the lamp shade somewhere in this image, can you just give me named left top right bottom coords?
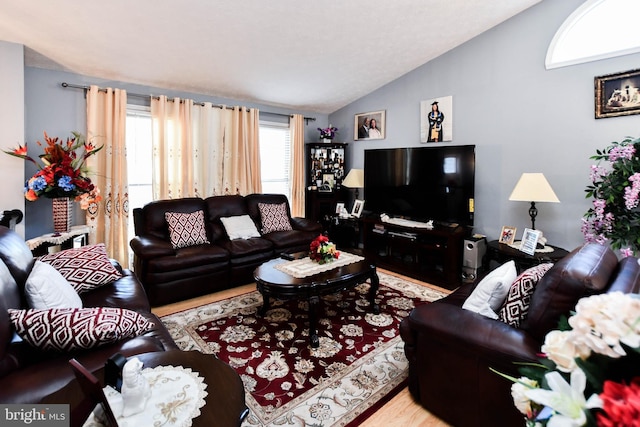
left=342, top=169, right=364, bottom=188
left=508, top=173, right=560, bottom=203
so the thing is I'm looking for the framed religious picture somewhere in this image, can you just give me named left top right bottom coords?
left=420, top=96, right=453, bottom=142
left=354, top=110, right=386, bottom=141
left=499, top=226, right=517, bottom=245
left=595, top=68, right=640, bottom=118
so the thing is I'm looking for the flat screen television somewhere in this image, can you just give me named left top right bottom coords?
left=364, top=145, right=475, bottom=227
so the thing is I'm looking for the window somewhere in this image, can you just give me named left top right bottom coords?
left=546, top=0, right=640, bottom=69
left=259, top=121, right=291, bottom=201
left=126, top=106, right=153, bottom=264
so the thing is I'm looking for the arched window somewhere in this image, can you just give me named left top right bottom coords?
left=546, top=0, right=640, bottom=69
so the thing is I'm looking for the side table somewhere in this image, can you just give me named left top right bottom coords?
left=26, top=225, right=90, bottom=256
left=326, top=215, right=360, bottom=250
left=483, top=239, right=570, bottom=273
left=41, top=350, right=248, bottom=427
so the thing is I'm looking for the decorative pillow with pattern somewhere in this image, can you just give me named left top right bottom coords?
left=38, top=243, right=123, bottom=294
left=165, top=210, right=210, bottom=249
left=8, top=307, right=155, bottom=352
left=498, top=263, right=554, bottom=328
left=258, top=202, right=292, bottom=234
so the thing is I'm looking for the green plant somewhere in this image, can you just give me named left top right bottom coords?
left=583, top=136, right=640, bottom=256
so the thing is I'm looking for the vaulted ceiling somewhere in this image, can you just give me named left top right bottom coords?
left=0, top=0, right=541, bottom=113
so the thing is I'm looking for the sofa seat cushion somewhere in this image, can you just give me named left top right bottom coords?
left=219, top=237, right=273, bottom=258
left=146, top=245, right=229, bottom=273
left=261, top=230, right=316, bottom=250
left=80, top=274, right=152, bottom=312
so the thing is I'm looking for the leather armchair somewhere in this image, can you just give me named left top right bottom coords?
left=400, top=243, right=640, bottom=427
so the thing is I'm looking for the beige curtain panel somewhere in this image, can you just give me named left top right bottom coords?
left=290, top=114, right=305, bottom=217
left=86, top=85, right=130, bottom=267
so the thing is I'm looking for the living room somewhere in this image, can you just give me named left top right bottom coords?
left=1, top=0, right=640, bottom=426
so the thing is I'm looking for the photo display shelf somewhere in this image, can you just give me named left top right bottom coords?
left=307, top=143, right=347, bottom=192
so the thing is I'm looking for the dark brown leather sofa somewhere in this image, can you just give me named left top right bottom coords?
left=130, top=193, right=322, bottom=306
left=400, top=243, right=640, bottom=427
left=0, top=225, right=178, bottom=404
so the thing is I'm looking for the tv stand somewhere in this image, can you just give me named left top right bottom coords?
left=361, top=217, right=465, bottom=289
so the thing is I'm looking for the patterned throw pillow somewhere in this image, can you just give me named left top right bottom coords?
left=498, top=263, right=554, bottom=328
left=165, top=210, right=210, bottom=249
left=38, top=243, right=123, bottom=294
left=8, top=307, right=154, bottom=352
left=258, top=202, right=292, bottom=234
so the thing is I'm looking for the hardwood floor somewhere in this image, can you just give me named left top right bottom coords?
left=152, top=270, right=451, bottom=427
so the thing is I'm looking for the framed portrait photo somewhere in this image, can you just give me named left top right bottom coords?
left=335, top=202, right=345, bottom=214
left=420, top=96, right=453, bottom=142
left=595, top=68, right=640, bottom=118
left=354, top=110, right=386, bottom=141
left=499, top=226, right=517, bottom=245
left=351, top=199, right=365, bottom=218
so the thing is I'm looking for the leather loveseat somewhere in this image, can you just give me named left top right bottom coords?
left=130, top=193, right=322, bottom=306
left=0, top=225, right=177, bottom=404
left=400, top=243, right=640, bottom=427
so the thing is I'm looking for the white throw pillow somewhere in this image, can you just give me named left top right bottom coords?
left=25, top=260, right=83, bottom=309
left=462, top=260, right=517, bottom=319
left=220, top=215, right=261, bottom=240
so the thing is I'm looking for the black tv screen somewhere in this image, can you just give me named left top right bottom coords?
left=364, top=145, right=475, bottom=227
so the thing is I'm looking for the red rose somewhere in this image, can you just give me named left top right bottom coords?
left=597, top=377, right=640, bottom=427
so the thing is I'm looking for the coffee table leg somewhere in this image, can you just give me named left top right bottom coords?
left=256, top=282, right=270, bottom=316
left=308, top=295, right=320, bottom=348
left=368, top=268, right=380, bottom=314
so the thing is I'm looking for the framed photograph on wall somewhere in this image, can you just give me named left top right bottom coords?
left=595, top=68, right=640, bottom=118
left=420, top=96, right=453, bottom=142
left=499, top=226, right=517, bottom=245
left=354, top=110, right=386, bottom=141
left=351, top=199, right=365, bottom=218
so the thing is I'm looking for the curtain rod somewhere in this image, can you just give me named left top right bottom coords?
left=61, top=82, right=316, bottom=123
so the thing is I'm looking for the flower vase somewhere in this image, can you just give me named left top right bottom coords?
left=52, top=198, right=73, bottom=234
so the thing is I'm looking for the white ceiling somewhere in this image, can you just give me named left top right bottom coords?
left=0, top=0, right=541, bottom=113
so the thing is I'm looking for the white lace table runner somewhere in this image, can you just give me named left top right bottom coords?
left=508, top=241, right=554, bottom=253
left=83, top=365, right=208, bottom=427
left=26, top=225, right=91, bottom=250
left=274, top=251, right=365, bottom=278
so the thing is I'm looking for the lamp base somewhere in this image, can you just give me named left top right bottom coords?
left=528, top=201, right=538, bottom=230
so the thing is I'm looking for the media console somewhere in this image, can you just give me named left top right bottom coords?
left=361, top=217, right=466, bottom=289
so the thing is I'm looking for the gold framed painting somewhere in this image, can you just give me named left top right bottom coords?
left=595, top=68, right=640, bottom=118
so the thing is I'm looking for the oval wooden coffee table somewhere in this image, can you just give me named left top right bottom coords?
left=254, top=255, right=380, bottom=348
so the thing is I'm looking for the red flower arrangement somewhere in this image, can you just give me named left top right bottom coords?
left=4, top=131, right=103, bottom=209
left=309, top=234, right=340, bottom=264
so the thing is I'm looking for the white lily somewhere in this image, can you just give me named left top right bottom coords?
left=525, top=369, right=602, bottom=427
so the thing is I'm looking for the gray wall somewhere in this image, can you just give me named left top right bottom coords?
left=20, top=67, right=328, bottom=239
left=328, top=0, right=640, bottom=253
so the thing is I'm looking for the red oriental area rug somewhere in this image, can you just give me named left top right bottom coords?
left=161, top=271, right=448, bottom=426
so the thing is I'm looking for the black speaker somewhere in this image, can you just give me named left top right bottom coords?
left=462, top=237, right=486, bottom=281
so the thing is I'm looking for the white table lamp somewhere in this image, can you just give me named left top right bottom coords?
left=508, top=173, right=560, bottom=230
left=342, top=168, right=364, bottom=199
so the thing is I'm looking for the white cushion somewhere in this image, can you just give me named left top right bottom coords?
left=220, top=215, right=261, bottom=240
left=462, top=260, right=517, bottom=319
left=25, top=260, right=83, bottom=309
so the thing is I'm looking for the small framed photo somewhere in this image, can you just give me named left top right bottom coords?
left=499, top=226, right=517, bottom=245
left=354, top=110, right=386, bottom=141
left=335, top=202, right=345, bottom=214
left=520, top=228, right=542, bottom=256
left=351, top=199, right=365, bottom=218
left=595, top=68, right=640, bottom=118
left=322, top=173, right=335, bottom=190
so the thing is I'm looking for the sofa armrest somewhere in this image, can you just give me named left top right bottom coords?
left=290, top=217, right=322, bottom=233
left=401, top=302, right=540, bottom=366
left=129, top=236, right=174, bottom=259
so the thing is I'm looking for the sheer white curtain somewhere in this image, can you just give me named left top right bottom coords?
left=290, top=114, right=305, bottom=217
left=85, top=85, right=130, bottom=265
left=151, top=98, right=261, bottom=198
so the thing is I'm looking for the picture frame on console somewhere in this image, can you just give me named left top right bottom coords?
left=520, top=228, right=542, bottom=256
left=352, top=199, right=365, bottom=218
left=595, top=68, right=640, bottom=119
left=354, top=110, right=386, bottom=141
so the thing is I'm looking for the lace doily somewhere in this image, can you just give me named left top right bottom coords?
left=508, top=241, right=554, bottom=253
left=26, top=225, right=91, bottom=250
left=274, top=251, right=365, bottom=278
left=83, top=365, right=208, bottom=427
